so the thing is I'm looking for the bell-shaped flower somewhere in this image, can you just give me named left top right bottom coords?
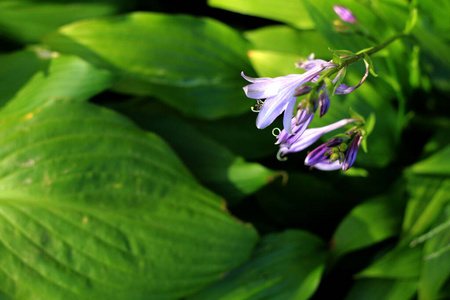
left=277, top=118, right=357, bottom=159
left=304, top=143, right=343, bottom=171
left=333, top=5, right=358, bottom=24
left=241, top=61, right=336, bottom=133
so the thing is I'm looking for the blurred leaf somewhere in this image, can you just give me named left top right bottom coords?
left=244, top=25, right=330, bottom=58
left=0, top=100, right=258, bottom=300
left=330, top=194, right=404, bottom=259
left=357, top=243, right=423, bottom=279
left=247, top=50, right=301, bottom=77
left=208, top=0, right=315, bottom=29
left=403, top=147, right=450, bottom=240
left=0, top=49, right=43, bottom=108
left=189, top=230, right=326, bottom=300
left=0, top=54, right=113, bottom=118
left=418, top=203, right=450, bottom=300
left=43, top=12, right=254, bottom=119
left=409, top=144, right=450, bottom=176
left=110, top=107, right=281, bottom=203
left=0, top=0, right=120, bottom=43
left=345, top=278, right=417, bottom=300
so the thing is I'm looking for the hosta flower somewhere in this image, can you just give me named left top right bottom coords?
left=333, top=5, right=357, bottom=24
left=305, top=133, right=363, bottom=171
left=277, top=118, right=357, bottom=159
left=242, top=60, right=336, bottom=133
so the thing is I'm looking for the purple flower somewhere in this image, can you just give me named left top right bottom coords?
left=342, top=134, right=363, bottom=171
left=333, top=5, right=357, bottom=24
left=277, top=118, right=357, bottom=159
left=242, top=60, right=336, bottom=133
left=334, top=63, right=370, bottom=95
left=304, top=143, right=343, bottom=171
left=304, top=133, right=363, bottom=171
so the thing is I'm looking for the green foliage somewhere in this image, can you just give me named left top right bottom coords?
left=0, top=0, right=448, bottom=299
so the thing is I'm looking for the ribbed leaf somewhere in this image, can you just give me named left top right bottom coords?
left=42, top=12, right=254, bottom=119
left=0, top=0, right=119, bottom=43
left=189, top=230, right=326, bottom=300
left=0, top=55, right=258, bottom=299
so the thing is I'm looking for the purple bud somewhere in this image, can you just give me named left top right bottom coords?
left=326, top=137, right=344, bottom=147
left=304, top=143, right=329, bottom=166
left=319, top=91, right=331, bottom=117
left=333, top=5, right=357, bottom=24
left=294, top=85, right=312, bottom=97
left=342, top=134, right=363, bottom=171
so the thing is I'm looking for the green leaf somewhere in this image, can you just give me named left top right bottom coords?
left=244, top=25, right=330, bottom=59
left=357, top=244, right=423, bottom=279
left=112, top=110, right=281, bottom=204
left=247, top=50, right=301, bottom=78
left=345, top=278, right=417, bottom=300
left=331, top=194, right=404, bottom=259
left=0, top=0, right=119, bottom=43
left=402, top=176, right=450, bottom=240
left=42, top=12, right=254, bottom=119
left=0, top=49, right=43, bottom=108
left=0, top=99, right=258, bottom=299
left=408, top=145, right=450, bottom=176
left=0, top=52, right=258, bottom=298
left=208, top=0, right=315, bottom=29
left=418, top=204, right=450, bottom=300
left=189, top=230, right=326, bottom=300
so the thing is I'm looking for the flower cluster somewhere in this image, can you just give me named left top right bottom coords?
left=242, top=52, right=370, bottom=172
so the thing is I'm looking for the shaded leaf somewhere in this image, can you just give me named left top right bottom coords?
left=189, top=230, right=326, bottom=300
left=345, top=278, right=417, bottom=300
left=43, top=12, right=254, bottom=119
left=0, top=0, right=120, bottom=43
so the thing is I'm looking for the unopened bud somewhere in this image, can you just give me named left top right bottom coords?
left=294, top=85, right=312, bottom=97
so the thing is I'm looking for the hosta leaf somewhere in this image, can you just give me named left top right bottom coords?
left=0, top=54, right=258, bottom=299
left=208, top=0, right=315, bottom=29
left=0, top=49, right=43, bottom=108
left=330, top=194, right=404, bottom=259
left=189, top=230, right=326, bottom=300
left=42, top=12, right=254, bottom=119
left=106, top=105, right=280, bottom=204
left=0, top=54, right=113, bottom=118
left=345, top=278, right=417, bottom=300
left=0, top=0, right=119, bottom=43
left=0, top=99, right=258, bottom=300
left=357, top=243, right=423, bottom=279
left=418, top=204, right=450, bottom=300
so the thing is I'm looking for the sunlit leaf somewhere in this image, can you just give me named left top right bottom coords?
left=331, top=194, right=404, bottom=259
left=43, top=12, right=254, bottom=119
left=208, top=0, right=315, bottom=29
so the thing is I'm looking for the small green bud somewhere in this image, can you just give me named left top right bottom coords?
left=339, top=143, right=348, bottom=152
left=330, top=153, right=340, bottom=162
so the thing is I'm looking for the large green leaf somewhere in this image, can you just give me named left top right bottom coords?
left=0, top=49, right=43, bottom=108
left=330, top=194, right=405, bottom=259
left=189, top=230, right=326, bottom=300
left=418, top=203, right=450, bottom=300
left=345, top=278, right=417, bottom=300
left=42, top=12, right=254, bottom=119
left=208, top=0, right=315, bottom=29
left=0, top=54, right=113, bottom=118
left=0, top=56, right=258, bottom=299
left=105, top=99, right=281, bottom=204
left=0, top=0, right=120, bottom=43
